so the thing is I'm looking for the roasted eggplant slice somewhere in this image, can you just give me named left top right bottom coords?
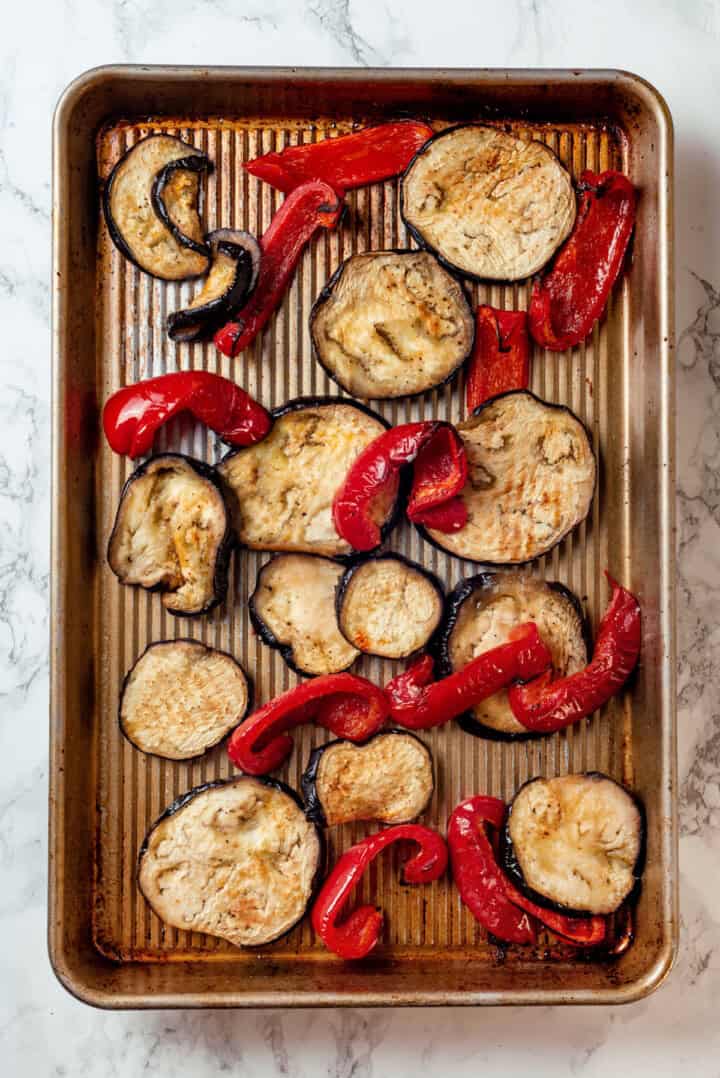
left=302, top=731, right=434, bottom=827
left=310, top=250, right=474, bottom=399
left=440, top=572, right=588, bottom=738
left=167, top=230, right=261, bottom=343
left=218, top=398, right=399, bottom=557
left=501, top=773, right=644, bottom=916
left=103, top=134, right=210, bottom=280
left=120, top=640, right=251, bottom=759
left=401, top=125, right=576, bottom=281
left=107, top=453, right=231, bottom=616
left=336, top=554, right=443, bottom=659
left=138, top=777, right=322, bottom=947
left=419, top=391, right=596, bottom=564
left=250, top=553, right=360, bottom=676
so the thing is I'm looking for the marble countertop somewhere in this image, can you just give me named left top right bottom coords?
left=2, top=0, right=718, bottom=1073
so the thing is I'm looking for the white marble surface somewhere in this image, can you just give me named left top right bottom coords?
left=2, top=0, right=719, bottom=1073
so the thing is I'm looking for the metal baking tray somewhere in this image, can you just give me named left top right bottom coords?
left=50, top=66, right=676, bottom=1008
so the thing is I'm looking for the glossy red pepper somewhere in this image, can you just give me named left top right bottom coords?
left=406, top=423, right=468, bottom=532
left=244, top=121, right=434, bottom=196
left=466, top=306, right=530, bottom=413
left=529, top=170, right=637, bottom=351
left=501, top=874, right=607, bottom=947
left=311, top=824, right=448, bottom=959
left=214, top=180, right=344, bottom=358
left=508, top=572, right=641, bottom=733
left=102, top=371, right=271, bottom=459
left=227, top=673, right=389, bottom=775
left=385, top=624, right=551, bottom=730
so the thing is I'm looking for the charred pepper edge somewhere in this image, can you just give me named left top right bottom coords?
left=309, top=250, right=475, bottom=401
left=301, top=728, right=434, bottom=829
left=136, top=775, right=325, bottom=947
left=413, top=389, right=598, bottom=566
left=335, top=552, right=446, bottom=658
left=499, top=772, right=647, bottom=918
left=399, top=123, right=577, bottom=284
left=151, top=154, right=212, bottom=258
left=106, top=451, right=234, bottom=617
left=118, top=638, right=254, bottom=762
left=248, top=553, right=359, bottom=678
left=435, top=571, right=591, bottom=742
left=166, top=232, right=260, bottom=342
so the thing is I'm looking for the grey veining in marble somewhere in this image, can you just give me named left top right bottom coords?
left=2, top=0, right=719, bottom=1074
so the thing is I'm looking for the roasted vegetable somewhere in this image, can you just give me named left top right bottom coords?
left=401, top=125, right=576, bottom=281
left=138, top=777, right=322, bottom=947
left=103, top=134, right=210, bottom=280
left=250, top=554, right=359, bottom=676
left=310, top=250, right=474, bottom=399
left=466, top=307, right=530, bottom=413
left=107, top=453, right=231, bottom=616
left=406, top=423, right=468, bottom=531
left=120, top=640, right=250, bottom=759
left=439, top=573, right=588, bottom=739
left=336, top=554, right=443, bottom=659
left=501, top=773, right=645, bottom=916
left=218, top=398, right=398, bottom=558
left=302, top=730, right=434, bottom=827
left=167, top=230, right=261, bottom=342
left=418, top=391, right=596, bottom=564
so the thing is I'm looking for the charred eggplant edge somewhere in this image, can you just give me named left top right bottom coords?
left=151, top=154, right=212, bottom=257
left=137, top=775, right=325, bottom=947
left=107, top=451, right=234, bottom=617
left=309, top=251, right=475, bottom=401
left=301, top=728, right=434, bottom=828
left=167, top=230, right=261, bottom=343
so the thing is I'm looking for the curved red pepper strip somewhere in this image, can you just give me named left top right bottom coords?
left=529, top=170, right=637, bottom=352
left=311, top=824, right=448, bottom=959
left=102, top=371, right=271, bottom=459
left=385, top=624, right=552, bottom=730
left=215, top=180, right=344, bottom=358
left=508, top=572, right=641, bottom=733
left=227, top=673, right=389, bottom=775
left=466, top=307, right=530, bottom=414
left=501, top=875, right=606, bottom=947
left=244, top=121, right=434, bottom=196
left=406, top=424, right=468, bottom=533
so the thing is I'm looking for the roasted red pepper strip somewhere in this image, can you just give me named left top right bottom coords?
left=529, top=170, right=637, bottom=351
left=407, top=424, right=468, bottom=533
left=311, top=824, right=448, bottom=959
left=244, top=121, right=434, bottom=196
left=385, top=624, right=551, bottom=730
left=102, top=371, right=271, bottom=459
left=508, top=572, right=641, bottom=733
left=466, top=306, right=530, bottom=413
left=215, top=180, right=344, bottom=358
left=227, top=673, right=389, bottom=775
left=501, top=875, right=607, bottom=947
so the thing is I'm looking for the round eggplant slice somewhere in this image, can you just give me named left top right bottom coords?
left=440, top=572, right=588, bottom=738
left=138, top=777, right=322, bottom=947
left=103, top=134, right=210, bottom=280
left=302, top=731, right=434, bottom=827
left=420, top=391, right=596, bottom=565
left=120, top=640, right=251, bottom=760
left=107, top=453, right=232, bottom=616
left=501, top=773, right=644, bottom=916
left=310, top=250, right=474, bottom=399
left=401, top=125, right=576, bottom=281
left=167, top=230, right=261, bottom=343
left=250, top=554, right=360, bottom=677
left=337, top=554, right=444, bottom=659
left=218, top=398, right=399, bottom=558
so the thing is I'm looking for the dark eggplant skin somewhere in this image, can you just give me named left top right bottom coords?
left=309, top=250, right=475, bottom=401
left=107, top=452, right=234, bottom=618
left=436, top=572, right=591, bottom=742
left=335, top=552, right=445, bottom=658
left=499, top=772, right=647, bottom=918
left=118, top=638, right=253, bottom=761
left=151, top=154, right=211, bottom=258
left=414, top=389, right=598, bottom=566
left=220, top=396, right=407, bottom=561
left=137, top=775, right=325, bottom=947
left=301, top=728, right=434, bottom=829
left=167, top=231, right=261, bottom=343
